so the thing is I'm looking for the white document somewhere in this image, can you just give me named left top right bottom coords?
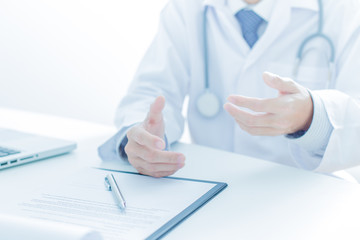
left=9, top=168, right=218, bottom=240
left=0, top=214, right=102, bottom=240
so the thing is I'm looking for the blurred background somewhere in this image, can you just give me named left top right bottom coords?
left=1, top=0, right=360, bottom=180
left=0, top=0, right=168, bottom=125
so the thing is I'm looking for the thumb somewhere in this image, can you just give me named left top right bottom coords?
left=146, top=96, right=165, bottom=125
left=263, top=72, right=299, bottom=95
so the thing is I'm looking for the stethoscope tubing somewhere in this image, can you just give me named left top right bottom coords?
left=198, top=0, right=335, bottom=118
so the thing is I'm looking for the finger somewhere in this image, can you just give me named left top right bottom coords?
left=235, top=120, right=286, bottom=136
left=227, top=95, right=281, bottom=113
left=151, top=171, right=178, bottom=178
left=146, top=96, right=165, bottom=125
left=129, top=142, right=185, bottom=165
left=132, top=157, right=184, bottom=177
left=141, top=159, right=183, bottom=173
left=127, top=126, right=165, bottom=150
left=263, top=72, right=299, bottom=94
left=138, top=167, right=178, bottom=178
left=224, top=103, right=276, bottom=127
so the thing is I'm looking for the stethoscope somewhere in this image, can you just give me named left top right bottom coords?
left=196, top=0, right=336, bottom=118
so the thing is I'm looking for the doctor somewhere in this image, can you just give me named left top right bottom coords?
left=99, top=0, right=360, bottom=178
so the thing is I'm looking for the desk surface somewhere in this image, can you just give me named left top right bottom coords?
left=1, top=108, right=360, bottom=240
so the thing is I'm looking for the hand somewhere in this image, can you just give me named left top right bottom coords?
left=224, top=72, right=314, bottom=136
left=125, top=96, right=185, bottom=178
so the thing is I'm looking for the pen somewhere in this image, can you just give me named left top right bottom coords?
left=104, top=173, right=127, bottom=210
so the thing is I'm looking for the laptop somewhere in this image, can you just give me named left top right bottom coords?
left=0, top=128, right=76, bottom=170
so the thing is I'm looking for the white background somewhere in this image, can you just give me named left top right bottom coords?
left=1, top=0, right=360, bottom=180
left=0, top=0, right=168, bottom=125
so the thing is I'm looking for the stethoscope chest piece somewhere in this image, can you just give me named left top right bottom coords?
left=196, top=90, right=221, bottom=118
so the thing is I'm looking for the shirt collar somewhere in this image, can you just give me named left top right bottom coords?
left=290, top=0, right=319, bottom=12
left=203, top=0, right=319, bottom=16
left=226, top=0, right=275, bottom=22
left=203, top=0, right=226, bottom=9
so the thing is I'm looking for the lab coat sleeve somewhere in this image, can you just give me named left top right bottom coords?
left=114, top=0, right=190, bottom=150
left=289, top=24, right=360, bottom=173
left=98, top=125, right=134, bottom=162
left=314, top=91, right=360, bottom=173
left=287, top=92, right=333, bottom=170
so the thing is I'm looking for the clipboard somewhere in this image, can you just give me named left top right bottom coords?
left=98, top=169, right=228, bottom=240
left=11, top=167, right=228, bottom=240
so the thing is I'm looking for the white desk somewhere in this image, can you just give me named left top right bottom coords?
left=1, top=108, right=360, bottom=240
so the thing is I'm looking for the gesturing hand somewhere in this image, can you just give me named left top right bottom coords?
left=125, top=96, right=185, bottom=177
left=224, top=72, right=314, bottom=136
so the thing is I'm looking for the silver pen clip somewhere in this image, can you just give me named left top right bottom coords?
left=104, top=177, right=112, bottom=191
left=104, top=174, right=127, bottom=210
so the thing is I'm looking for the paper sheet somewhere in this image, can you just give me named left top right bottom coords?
left=8, top=168, right=217, bottom=240
left=0, top=214, right=102, bottom=240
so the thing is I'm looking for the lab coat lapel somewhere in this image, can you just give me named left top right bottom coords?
left=243, top=0, right=291, bottom=70
left=206, top=3, right=250, bottom=57
left=217, top=10, right=251, bottom=56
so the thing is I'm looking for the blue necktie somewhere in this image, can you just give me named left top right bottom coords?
left=235, top=9, right=264, bottom=48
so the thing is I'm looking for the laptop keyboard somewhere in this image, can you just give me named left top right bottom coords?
left=0, top=146, right=20, bottom=157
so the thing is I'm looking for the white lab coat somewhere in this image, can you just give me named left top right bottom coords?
left=115, top=0, right=360, bottom=173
